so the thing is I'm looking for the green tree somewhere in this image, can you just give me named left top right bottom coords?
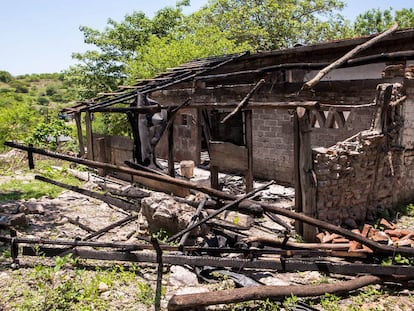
left=193, top=0, right=346, bottom=50
left=0, top=70, right=13, bottom=83
left=126, top=23, right=249, bottom=81
left=65, top=1, right=191, bottom=99
left=353, top=8, right=414, bottom=36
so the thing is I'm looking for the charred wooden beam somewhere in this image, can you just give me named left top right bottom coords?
left=74, top=112, right=85, bottom=157
left=221, top=79, right=266, bottom=123
left=194, top=50, right=414, bottom=82
left=5, top=142, right=236, bottom=200
left=85, top=111, right=94, bottom=160
left=167, top=275, right=382, bottom=310
left=35, top=175, right=138, bottom=211
left=191, top=101, right=320, bottom=110
left=83, top=214, right=138, bottom=241
left=0, top=235, right=363, bottom=257
left=91, top=105, right=161, bottom=113
left=17, top=247, right=414, bottom=277
left=372, top=84, right=393, bottom=133
left=302, top=23, right=399, bottom=90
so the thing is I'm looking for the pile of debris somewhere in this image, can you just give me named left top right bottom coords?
left=317, top=218, right=414, bottom=253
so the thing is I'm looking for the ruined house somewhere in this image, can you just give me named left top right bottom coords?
left=65, top=28, right=414, bottom=241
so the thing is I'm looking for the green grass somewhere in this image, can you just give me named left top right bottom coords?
left=3, top=258, right=160, bottom=311
left=0, top=160, right=83, bottom=201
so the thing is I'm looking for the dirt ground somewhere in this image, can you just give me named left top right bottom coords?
left=1, top=155, right=414, bottom=310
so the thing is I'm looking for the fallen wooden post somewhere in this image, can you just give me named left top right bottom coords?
left=84, top=214, right=137, bottom=241
left=167, top=275, right=382, bottom=310
left=35, top=175, right=138, bottom=211
left=302, top=23, right=398, bottom=90
left=66, top=216, right=96, bottom=233
left=4, top=141, right=237, bottom=200
left=151, top=237, right=163, bottom=311
left=221, top=79, right=265, bottom=123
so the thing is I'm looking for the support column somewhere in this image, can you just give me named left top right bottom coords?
left=297, top=107, right=317, bottom=242
left=85, top=111, right=94, bottom=161
left=244, top=110, right=254, bottom=193
left=293, top=111, right=303, bottom=236
left=74, top=112, right=85, bottom=157
left=168, top=111, right=175, bottom=177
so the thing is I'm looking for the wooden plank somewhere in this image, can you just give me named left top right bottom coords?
left=209, top=141, right=248, bottom=172
left=191, top=101, right=319, bottom=110
left=133, top=176, right=190, bottom=197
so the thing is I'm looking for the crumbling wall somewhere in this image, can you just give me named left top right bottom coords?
left=252, top=107, right=375, bottom=185
left=313, top=83, right=414, bottom=227
left=402, top=81, right=414, bottom=149
left=313, top=134, right=404, bottom=227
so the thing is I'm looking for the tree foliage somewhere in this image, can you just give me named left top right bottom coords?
left=193, top=0, right=346, bottom=50
left=353, top=8, right=414, bottom=36
left=65, top=2, right=191, bottom=99
left=0, top=71, right=13, bottom=83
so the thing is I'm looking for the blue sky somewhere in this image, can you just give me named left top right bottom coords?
left=0, top=0, right=412, bottom=75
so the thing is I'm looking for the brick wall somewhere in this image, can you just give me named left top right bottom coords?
left=252, top=105, right=375, bottom=185
left=252, top=109, right=293, bottom=183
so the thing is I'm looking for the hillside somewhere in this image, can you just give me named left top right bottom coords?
left=0, top=71, right=76, bottom=151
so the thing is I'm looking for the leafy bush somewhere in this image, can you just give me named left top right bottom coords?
left=9, top=80, right=29, bottom=93
left=26, top=118, right=72, bottom=150
left=45, top=85, right=57, bottom=96
left=0, top=70, right=13, bottom=83
left=37, top=96, right=50, bottom=105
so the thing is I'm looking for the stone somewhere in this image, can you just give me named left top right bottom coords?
left=219, top=211, right=253, bottom=229
left=19, top=201, right=44, bottom=214
left=255, top=272, right=290, bottom=286
left=169, top=265, right=199, bottom=287
left=174, top=286, right=209, bottom=296
left=0, top=213, right=28, bottom=227
left=98, top=282, right=109, bottom=293
left=141, top=193, right=209, bottom=236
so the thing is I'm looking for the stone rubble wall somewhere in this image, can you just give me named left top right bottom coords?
left=313, top=84, right=414, bottom=227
